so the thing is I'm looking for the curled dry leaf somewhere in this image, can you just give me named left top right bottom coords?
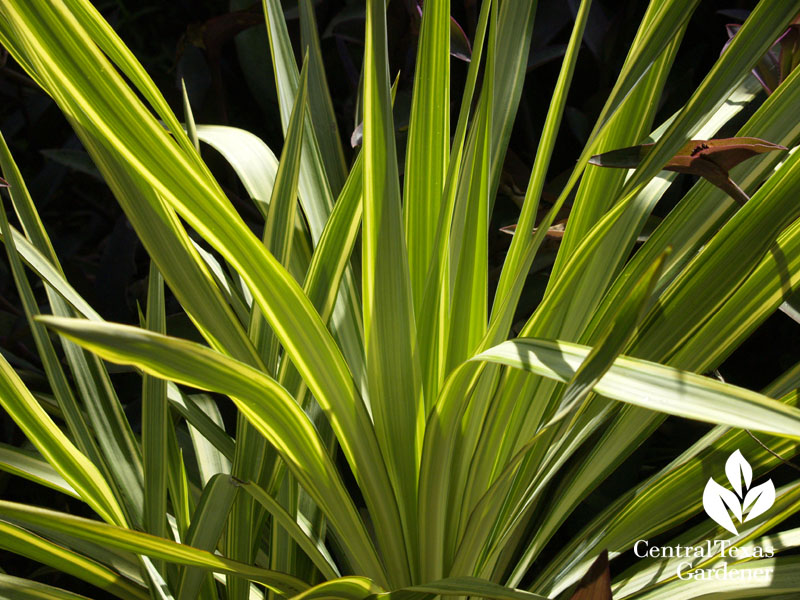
left=500, top=219, right=567, bottom=240
left=589, top=137, right=787, bottom=206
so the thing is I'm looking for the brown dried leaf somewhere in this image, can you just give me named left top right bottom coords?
left=568, top=550, right=612, bottom=600
left=499, top=219, right=567, bottom=239
left=589, top=137, right=786, bottom=174
left=589, top=137, right=786, bottom=206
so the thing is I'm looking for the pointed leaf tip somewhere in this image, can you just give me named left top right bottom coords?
left=412, top=1, right=471, bottom=61
left=499, top=224, right=517, bottom=235
left=450, top=16, right=472, bottom=61
left=588, top=144, right=650, bottom=168
left=500, top=220, right=567, bottom=239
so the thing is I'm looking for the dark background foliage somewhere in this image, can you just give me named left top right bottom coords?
left=1, top=0, right=798, bottom=594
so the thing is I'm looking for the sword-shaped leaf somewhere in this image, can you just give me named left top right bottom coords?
left=0, top=500, right=308, bottom=596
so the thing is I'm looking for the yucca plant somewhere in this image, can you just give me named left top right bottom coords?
left=1, top=0, right=800, bottom=598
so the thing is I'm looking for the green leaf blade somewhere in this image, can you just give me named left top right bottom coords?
left=404, top=0, right=450, bottom=313
left=363, top=0, right=424, bottom=582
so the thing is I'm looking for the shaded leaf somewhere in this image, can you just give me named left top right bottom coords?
left=0, top=499, right=308, bottom=596
left=0, top=520, right=147, bottom=600
left=406, top=2, right=473, bottom=61
left=377, top=576, right=547, bottom=600
left=0, top=442, right=78, bottom=498
left=179, top=6, right=264, bottom=121
left=0, top=574, right=96, bottom=600
left=449, top=15, right=472, bottom=62
left=725, top=23, right=780, bottom=93
left=181, top=7, right=262, bottom=55
left=238, top=480, right=340, bottom=580
left=727, top=16, right=800, bottom=94
left=289, top=576, right=381, bottom=600
left=40, top=149, right=102, bottom=180
left=779, top=24, right=800, bottom=82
